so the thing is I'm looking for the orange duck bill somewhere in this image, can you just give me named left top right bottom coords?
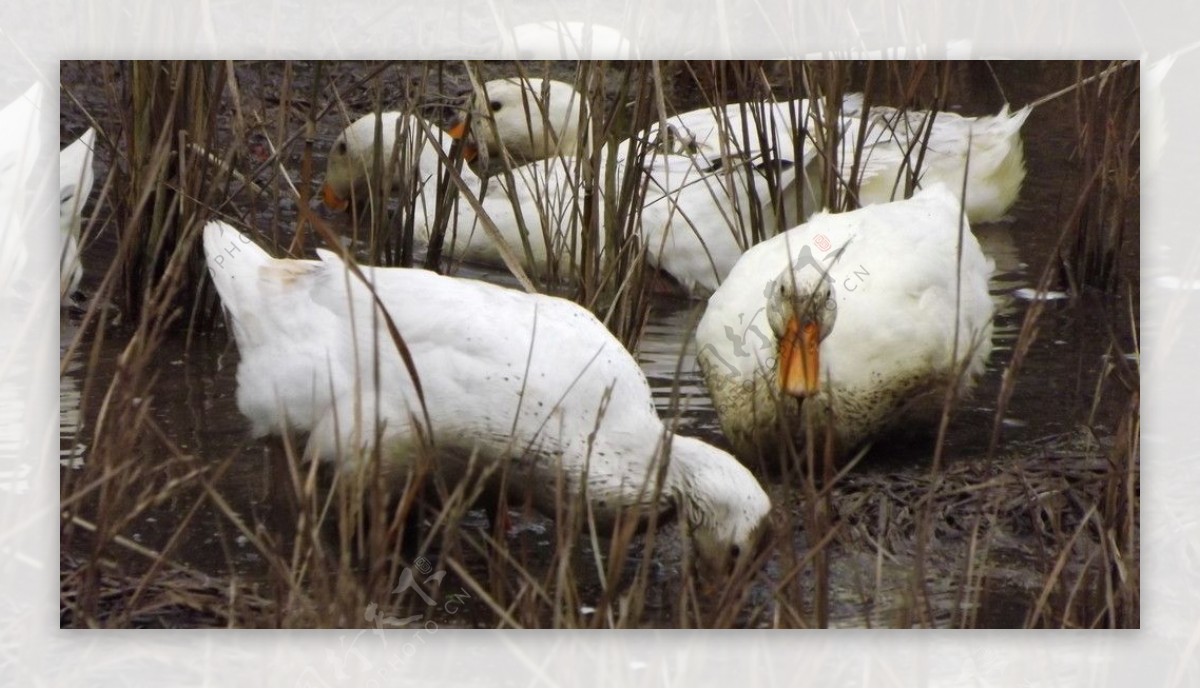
left=447, top=119, right=479, bottom=162
left=778, top=317, right=820, bottom=396
left=321, top=182, right=349, bottom=212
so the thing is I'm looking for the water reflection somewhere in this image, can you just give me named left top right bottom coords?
left=59, top=317, right=86, bottom=469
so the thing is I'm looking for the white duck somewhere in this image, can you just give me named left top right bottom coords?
left=695, top=184, right=995, bottom=461
left=626, top=97, right=1029, bottom=296
left=451, top=77, right=584, bottom=163
left=621, top=144, right=802, bottom=297
left=60, top=128, right=96, bottom=300
left=626, top=97, right=844, bottom=296
left=203, top=220, right=771, bottom=574
left=322, top=110, right=593, bottom=279
left=635, top=94, right=1032, bottom=225
left=839, top=101, right=1032, bottom=223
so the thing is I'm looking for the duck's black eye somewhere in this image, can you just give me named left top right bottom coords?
left=335, top=140, right=346, bottom=155
left=730, top=544, right=742, bottom=560
left=489, top=100, right=503, bottom=112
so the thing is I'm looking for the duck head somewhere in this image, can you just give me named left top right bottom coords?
left=321, top=112, right=448, bottom=213
left=670, top=435, right=773, bottom=578
left=446, top=77, right=581, bottom=165
left=766, top=266, right=838, bottom=398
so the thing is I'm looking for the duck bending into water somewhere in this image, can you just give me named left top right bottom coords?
left=695, top=184, right=995, bottom=463
left=203, top=220, right=771, bottom=574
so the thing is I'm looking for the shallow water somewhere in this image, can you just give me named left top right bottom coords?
left=59, top=61, right=1138, bottom=627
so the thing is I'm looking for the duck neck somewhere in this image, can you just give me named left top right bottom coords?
left=417, top=135, right=482, bottom=207
left=655, top=434, right=721, bottom=527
